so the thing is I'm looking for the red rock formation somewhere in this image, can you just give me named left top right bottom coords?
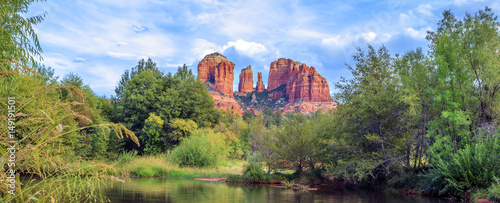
left=238, top=65, right=253, bottom=93
left=267, top=58, right=332, bottom=103
left=271, top=91, right=284, bottom=100
left=255, top=72, right=265, bottom=92
left=208, top=90, right=243, bottom=116
left=197, top=52, right=235, bottom=97
left=198, top=53, right=337, bottom=116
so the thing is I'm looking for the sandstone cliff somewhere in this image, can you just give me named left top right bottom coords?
left=197, top=53, right=336, bottom=115
left=255, top=72, right=265, bottom=92
left=268, top=58, right=332, bottom=103
left=197, top=52, right=235, bottom=97
left=238, top=65, right=253, bottom=93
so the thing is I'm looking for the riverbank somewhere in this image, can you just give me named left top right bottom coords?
left=108, top=155, right=500, bottom=202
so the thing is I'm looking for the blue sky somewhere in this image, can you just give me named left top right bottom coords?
left=27, top=0, right=500, bottom=97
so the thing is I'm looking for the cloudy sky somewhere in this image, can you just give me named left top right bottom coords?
left=27, top=0, right=500, bottom=97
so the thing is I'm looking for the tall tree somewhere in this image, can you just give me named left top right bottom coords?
left=395, top=48, right=435, bottom=170
left=330, top=45, right=408, bottom=182
left=113, top=61, right=220, bottom=152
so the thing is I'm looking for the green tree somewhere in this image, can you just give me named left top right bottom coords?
left=329, top=45, right=408, bottom=182
left=113, top=61, right=220, bottom=152
left=427, top=8, right=500, bottom=129
left=394, top=48, right=435, bottom=170
left=421, top=8, right=500, bottom=197
left=269, top=114, right=328, bottom=174
left=0, top=0, right=44, bottom=72
left=169, top=118, right=198, bottom=141
left=142, top=113, right=164, bottom=155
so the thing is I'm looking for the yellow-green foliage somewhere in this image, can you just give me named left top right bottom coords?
left=488, top=179, right=500, bottom=202
left=169, top=118, right=197, bottom=141
left=172, top=129, right=228, bottom=167
left=116, top=155, right=245, bottom=178
left=142, top=113, right=164, bottom=155
left=117, top=155, right=180, bottom=177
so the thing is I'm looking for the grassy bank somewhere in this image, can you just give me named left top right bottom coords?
left=112, top=154, right=246, bottom=178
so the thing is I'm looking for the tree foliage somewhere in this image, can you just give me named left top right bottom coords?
left=112, top=61, right=219, bottom=152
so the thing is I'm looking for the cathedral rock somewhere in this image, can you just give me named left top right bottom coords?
left=197, top=52, right=235, bottom=97
left=197, top=53, right=336, bottom=115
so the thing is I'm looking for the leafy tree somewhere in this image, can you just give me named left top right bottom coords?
left=427, top=7, right=500, bottom=129
left=247, top=116, right=274, bottom=172
left=113, top=61, right=220, bottom=152
left=329, top=45, right=408, bottom=182
left=0, top=0, right=45, bottom=73
left=394, top=48, right=435, bottom=170
left=142, top=113, right=164, bottom=155
left=269, top=113, right=328, bottom=174
left=175, top=64, right=220, bottom=127
left=168, top=118, right=198, bottom=141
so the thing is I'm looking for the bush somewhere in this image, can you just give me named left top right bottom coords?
left=139, top=168, right=156, bottom=177
left=115, top=151, right=138, bottom=165
left=120, top=155, right=178, bottom=177
left=423, top=134, right=500, bottom=197
left=488, top=179, right=500, bottom=202
left=242, top=162, right=265, bottom=182
left=172, top=129, right=227, bottom=167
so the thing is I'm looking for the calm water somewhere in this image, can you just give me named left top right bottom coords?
left=101, top=178, right=446, bottom=203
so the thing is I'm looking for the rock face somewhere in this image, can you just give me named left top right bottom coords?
left=197, top=52, right=235, bottom=97
left=197, top=53, right=336, bottom=116
left=208, top=90, right=243, bottom=116
left=238, top=65, right=253, bottom=93
left=268, top=58, right=332, bottom=103
left=255, top=72, right=265, bottom=92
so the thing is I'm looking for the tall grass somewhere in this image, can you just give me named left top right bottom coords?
left=171, top=129, right=228, bottom=167
left=0, top=70, right=139, bottom=201
left=115, top=155, right=245, bottom=178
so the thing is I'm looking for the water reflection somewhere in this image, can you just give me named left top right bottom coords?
left=102, top=178, right=446, bottom=203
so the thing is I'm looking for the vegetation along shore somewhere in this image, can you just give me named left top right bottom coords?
left=1, top=0, right=500, bottom=202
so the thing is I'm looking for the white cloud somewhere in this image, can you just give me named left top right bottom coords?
left=43, top=54, right=74, bottom=71
left=416, top=4, right=433, bottom=17
left=289, top=29, right=327, bottom=39
left=321, top=32, right=390, bottom=48
left=321, top=35, right=350, bottom=47
left=35, top=3, right=176, bottom=60
left=362, top=32, right=377, bottom=42
left=399, top=12, right=411, bottom=23
left=107, top=52, right=138, bottom=59
left=163, top=63, right=190, bottom=69
left=222, top=39, right=268, bottom=58
left=85, top=65, right=123, bottom=95
left=191, top=39, right=222, bottom=59
left=405, top=27, right=432, bottom=40
left=73, top=57, right=86, bottom=63
left=452, top=0, right=468, bottom=5
left=132, top=25, right=148, bottom=33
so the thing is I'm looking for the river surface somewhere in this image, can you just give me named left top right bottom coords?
left=101, top=178, right=446, bottom=203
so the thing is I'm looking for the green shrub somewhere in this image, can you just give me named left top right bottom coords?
left=423, top=134, right=500, bottom=197
left=387, top=171, right=421, bottom=190
left=139, top=168, right=156, bottom=177
left=172, top=129, right=227, bottom=167
left=116, top=151, right=138, bottom=165
left=242, top=162, right=265, bottom=181
left=419, top=170, right=461, bottom=197
left=488, top=179, right=500, bottom=202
